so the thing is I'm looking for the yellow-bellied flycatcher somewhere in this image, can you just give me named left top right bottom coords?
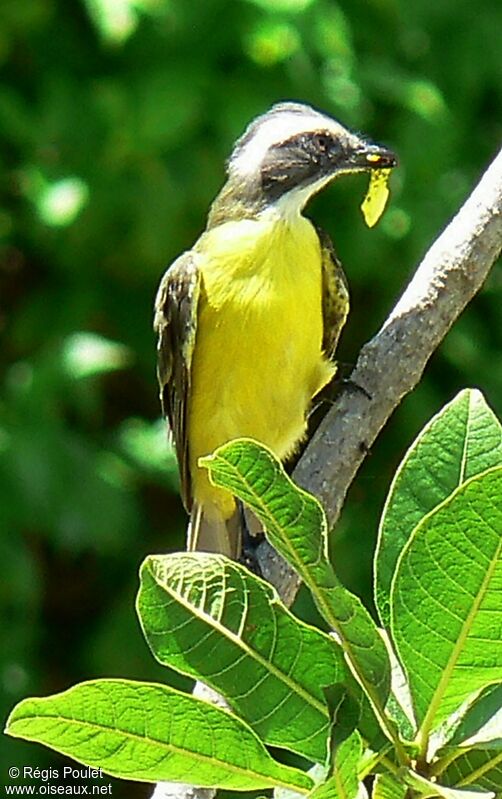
left=155, top=102, right=396, bottom=557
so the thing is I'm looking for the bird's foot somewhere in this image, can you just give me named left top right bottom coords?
left=339, top=376, right=372, bottom=401
left=237, top=500, right=265, bottom=576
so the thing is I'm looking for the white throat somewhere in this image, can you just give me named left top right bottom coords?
left=268, top=174, right=335, bottom=222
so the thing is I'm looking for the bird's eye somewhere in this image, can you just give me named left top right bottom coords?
left=315, top=133, right=331, bottom=152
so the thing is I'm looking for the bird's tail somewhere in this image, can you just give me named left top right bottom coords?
left=187, top=501, right=242, bottom=558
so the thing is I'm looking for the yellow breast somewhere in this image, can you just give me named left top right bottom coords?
left=189, top=211, right=335, bottom=518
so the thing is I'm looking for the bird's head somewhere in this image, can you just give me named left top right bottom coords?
left=211, top=102, right=396, bottom=223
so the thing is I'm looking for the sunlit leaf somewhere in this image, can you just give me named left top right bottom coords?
left=308, top=731, right=363, bottom=799
left=200, top=439, right=391, bottom=726
left=275, top=764, right=328, bottom=799
left=403, top=767, right=494, bottom=799
left=138, top=552, right=345, bottom=762
left=376, top=389, right=502, bottom=630
left=6, top=680, right=313, bottom=792
left=380, top=630, right=416, bottom=741
left=391, top=467, right=502, bottom=742
left=444, top=684, right=502, bottom=749
left=372, top=773, right=407, bottom=799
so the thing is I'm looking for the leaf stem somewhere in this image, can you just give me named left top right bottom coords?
left=414, top=533, right=502, bottom=759
left=359, top=748, right=400, bottom=779
left=313, top=590, right=409, bottom=766
left=429, top=748, right=463, bottom=778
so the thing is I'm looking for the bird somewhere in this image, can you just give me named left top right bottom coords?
left=154, top=101, right=396, bottom=559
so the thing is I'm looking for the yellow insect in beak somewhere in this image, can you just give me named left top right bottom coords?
left=360, top=168, right=392, bottom=228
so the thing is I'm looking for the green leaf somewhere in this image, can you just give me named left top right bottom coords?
left=380, top=630, right=416, bottom=741
left=372, top=773, right=407, bottom=799
left=5, top=679, right=313, bottom=793
left=275, top=765, right=329, bottom=799
left=441, top=746, right=502, bottom=792
left=391, top=466, right=502, bottom=749
left=429, top=683, right=502, bottom=759
left=137, top=552, right=345, bottom=762
left=376, top=389, right=502, bottom=630
left=403, top=767, right=495, bottom=799
left=308, top=731, right=363, bottom=799
left=444, top=684, right=502, bottom=748
left=200, top=440, right=391, bottom=727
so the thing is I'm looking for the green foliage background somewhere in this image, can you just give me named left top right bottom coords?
left=0, top=0, right=500, bottom=794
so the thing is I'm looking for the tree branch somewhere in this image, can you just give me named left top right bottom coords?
left=258, top=145, right=502, bottom=601
left=151, top=147, right=502, bottom=799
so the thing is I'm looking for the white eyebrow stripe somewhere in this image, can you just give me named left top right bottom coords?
left=229, top=111, right=346, bottom=179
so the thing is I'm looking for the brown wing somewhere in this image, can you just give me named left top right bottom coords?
left=315, top=225, right=350, bottom=360
left=154, top=251, right=201, bottom=511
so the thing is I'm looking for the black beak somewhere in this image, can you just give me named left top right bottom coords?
left=349, top=143, right=397, bottom=171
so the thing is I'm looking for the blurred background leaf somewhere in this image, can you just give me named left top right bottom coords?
left=0, top=0, right=501, bottom=795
